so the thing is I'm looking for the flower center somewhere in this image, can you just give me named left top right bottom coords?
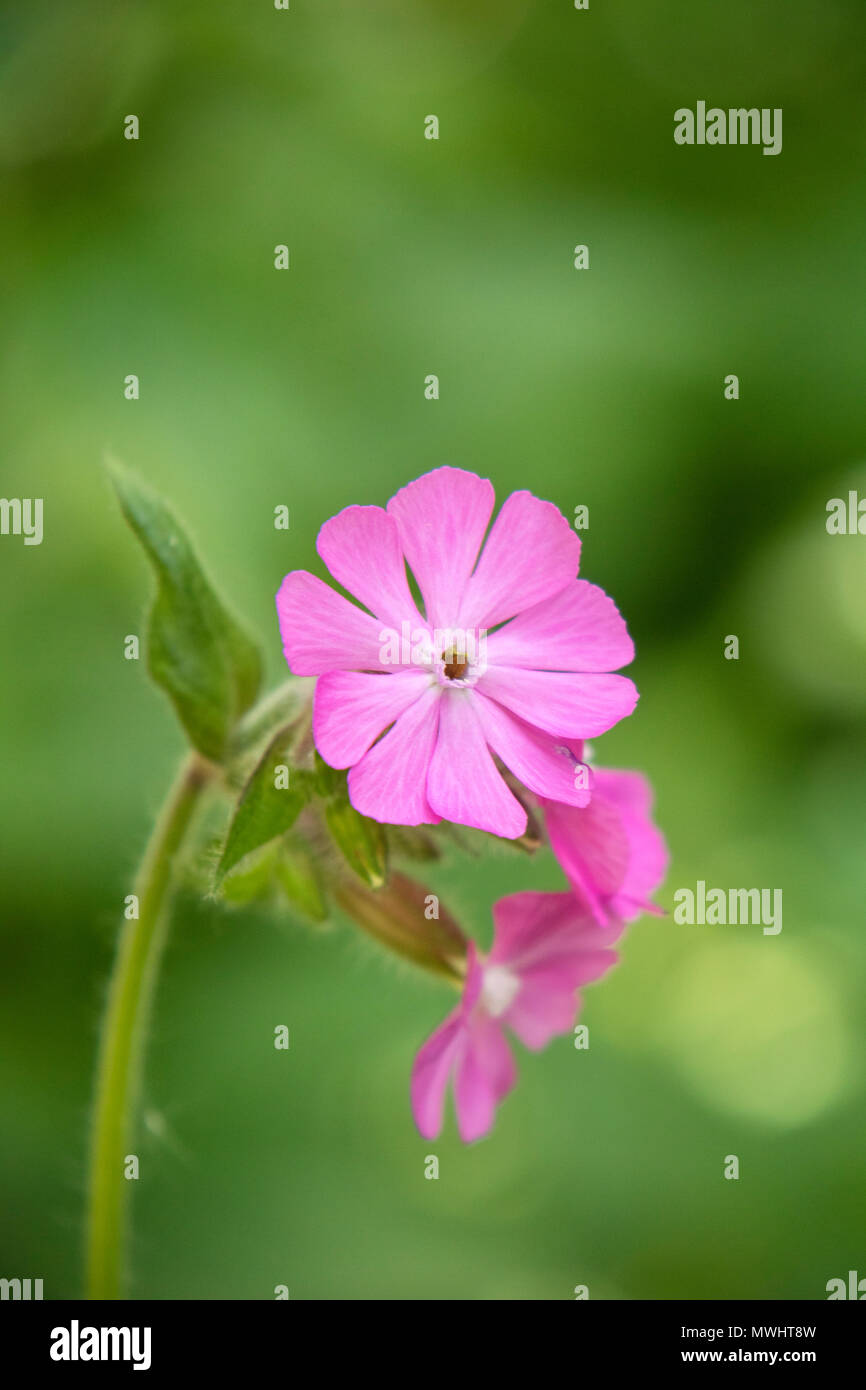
left=480, top=963, right=521, bottom=1018
left=430, top=629, right=487, bottom=688
left=442, top=645, right=469, bottom=680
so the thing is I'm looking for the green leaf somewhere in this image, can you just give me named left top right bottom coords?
left=324, top=797, right=387, bottom=889
left=108, top=457, right=262, bottom=762
left=216, top=727, right=311, bottom=884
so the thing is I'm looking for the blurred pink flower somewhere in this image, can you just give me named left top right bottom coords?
left=541, top=743, right=668, bottom=926
left=411, top=891, right=622, bottom=1142
left=277, top=466, right=637, bottom=837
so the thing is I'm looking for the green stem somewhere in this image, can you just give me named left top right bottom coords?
left=85, top=753, right=212, bottom=1299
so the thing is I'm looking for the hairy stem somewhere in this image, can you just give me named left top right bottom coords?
left=85, top=753, right=212, bottom=1299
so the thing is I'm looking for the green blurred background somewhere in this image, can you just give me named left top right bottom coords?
left=2, top=0, right=865, bottom=1300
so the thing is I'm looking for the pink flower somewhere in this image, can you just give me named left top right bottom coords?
left=411, top=891, right=622, bottom=1142
left=540, top=744, right=668, bottom=926
left=276, top=467, right=637, bottom=838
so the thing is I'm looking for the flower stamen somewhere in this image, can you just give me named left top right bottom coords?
left=442, top=645, right=469, bottom=680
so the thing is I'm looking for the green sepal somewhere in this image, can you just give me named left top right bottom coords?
left=324, top=797, right=387, bottom=889
left=219, top=843, right=282, bottom=904
left=216, top=726, right=311, bottom=884
left=275, top=844, right=328, bottom=923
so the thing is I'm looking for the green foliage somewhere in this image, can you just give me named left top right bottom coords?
left=275, top=845, right=328, bottom=923
left=216, top=725, right=312, bottom=883
left=324, top=796, right=387, bottom=890
left=108, top=457, right=261, bottom=763
left=220, top=843, right=281, bottom=904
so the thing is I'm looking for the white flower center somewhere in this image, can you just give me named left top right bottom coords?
left=429, top=627, right=488, bottom=688
left=480, top=964, right=520, bottom=1018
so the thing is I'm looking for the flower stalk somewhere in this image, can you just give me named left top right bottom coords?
left=86, top=753, right=212, bottom=1299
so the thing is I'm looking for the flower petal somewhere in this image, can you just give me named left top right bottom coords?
left=427, top=690, right=527, bottom=838
left=472, top=692, right=592, bottom=808
left=410, top=1010, right=465, bottom=1141
left=313, top=670, right=432, bottom=769
left=542, top=796, right=630, bottom=925
left=485, top=580, right=634, bottom=672
left=276, top=570, right=395, bottom=676
left=387, top=467, right=495, bottom=631
left=316, top=504, right=425, bottom=630
left=461, top=940, right=485, bottom=1013
left=490, top=892, right=621, bottom=1049
left=348, top=683, right=442, bottom=825
left=506, top=968, right=609, bottom=1050
left=477, top=667, right=638, bottom=738
left=592, top=767, right=657, bottom=820
left=592, top=769, right=669, bottom=920
left=489, top=890, right=608, bottom=967
left=454, top=1015, right=517, bottom=1143
left=458, top=491, right=581, bottom=630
